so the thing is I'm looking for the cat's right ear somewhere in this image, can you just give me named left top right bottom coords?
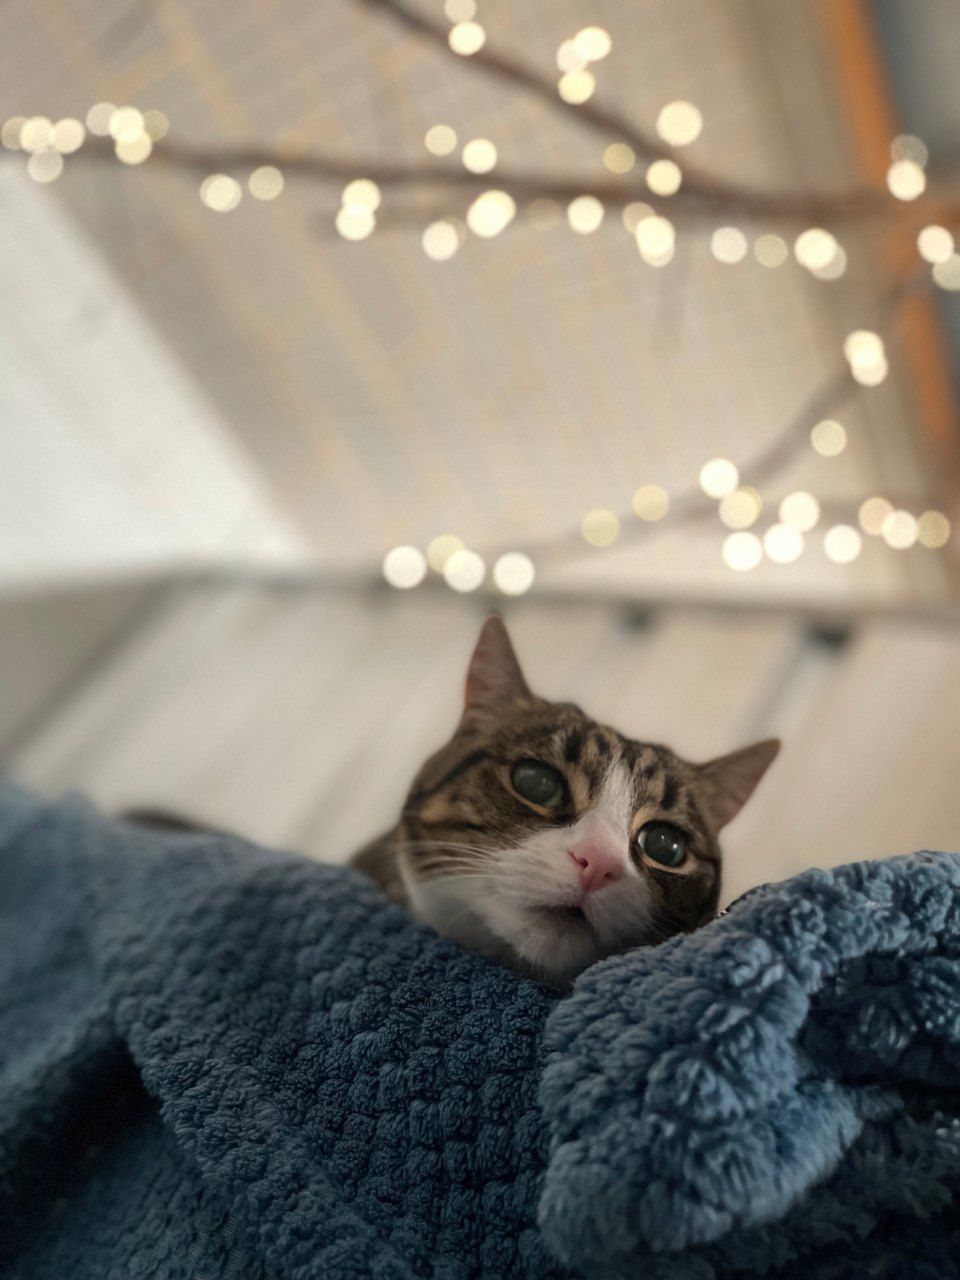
left=463, top=615, right=531, bottom=717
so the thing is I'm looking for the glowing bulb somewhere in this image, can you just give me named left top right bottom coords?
left=699, top=457, right=739, bottom=499
left=567, top=195, right=604, bottom=234
left=723, top=531, right=762, bottom=572
left=557, top=40, right=588, bottom=73
left=858, top=497, right=892, bottom=536
left=881, top=510, right=918, bottom=549
left=427, top=534, right=464, bottom=571
left=335, top=206, right=375, bottom=239
left=115, top=134, right=152, bottom=164
left=844, top=329, right=887, bottom=385
left=719, top=488, right=762, bottom=529
left=572, top=27, right=612, bottom=61
left=2, top=116, right=26, bottom=149
left=887, top=159, right=925, bottom=201
left=754, top=234, right=788, bottom=268
left=656, top=100, right=703, bottom=147
left=52, top=118, right=85, bottom=153
left=622, top=201, right=654, bottom=233
left=558, top=70, right=595, bottom=104
left=763, top=523, right=804, bottom=564
left=794, top=228, right=839, bottom=271
left=632, top=484, right=669, bottom=521
left=249, top=165, right=284, bottom=199
left=635, top=214, right=675, bottom=262
left=824, top=525, right=862, bottom=564
left=19, top=116, right=54, bottom=152
left=779, top=491, right=820, bottom=532
left=711, top=226, right=747, bottom=264
left=581, top=509, right=620, bottom=547
left=810, top=419, right=847, bottom=457
left=917, top=225, right=953, bottom=264
left=917, top=511, right=951, bottom=549
left=342, top=178, right=381, bottom=211
left=811, top=244, right=847, bottom=281
left=444, top=549, right=485, bottom=591
left=422, top=220, right=459, bottom=261
left=526, top=199, right=561, bottom=229
left=646, top=159, right=682, bottom=196
left=603, top=143, right=635, bottom=174
left=425, top=124, right=457, bottom=156
left=383, top=545, right=427, bottom=589
left=493, top=552, right=535, bottom=596
left=200, top=174, right=242, bottom=212
left=444, top=0, right=475, bottom=20
left=891, top=133, right=928, bottom=165
left=27, top=149, right=63, bottom=182
left=108, top=106, right=144, bottom=143
left=85, top=103, right=115, bottom=136
left=933, top=256, right=960, bottom=291
left=462, top=138, right=497, bottom=174
left=142, top=109, right=169, bottom=141
left=449, top=20, right=486, bottom=55
left=466, top=189, right=516, bottom=238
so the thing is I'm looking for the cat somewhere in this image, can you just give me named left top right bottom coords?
left=353, top=614, right=779, bottom=989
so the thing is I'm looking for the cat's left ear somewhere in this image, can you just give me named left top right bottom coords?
left=698, top=738, right=780, bottom=829
left=464, top=614, right=531, bottom=715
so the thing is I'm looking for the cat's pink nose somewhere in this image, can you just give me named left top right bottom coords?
left=569, top=844, right=625, bottom=895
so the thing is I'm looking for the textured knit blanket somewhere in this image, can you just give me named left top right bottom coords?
left=2, top=781, right=960, bottom=1279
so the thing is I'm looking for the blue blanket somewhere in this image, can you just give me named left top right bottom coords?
left=2, top=780, right=960, bottom=1279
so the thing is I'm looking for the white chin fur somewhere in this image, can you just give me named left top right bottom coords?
left=404, top=829, right=656, bottom=988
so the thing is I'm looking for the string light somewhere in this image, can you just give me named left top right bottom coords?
left=142, top=109, right=169, bottom=141
left=699, top=457, right=739, bottom=498
left=27, top=149, right=63, bottom=182
left=635, top=214, right=675, bottom=265
left=444, top=549, right=486, bottom=591
left=336, top=206, right=375, bottom=239
left=115, top=134, right=152, bottom=164
left=383, top=545, right=427, bottom=589
left=711, top=227, right=747, bottom=264
left=794, top=228, right=839, bottom=271
left=881, top=509, right=918, bottom=549
left=656, top=101, right=703, bottom=147
left=556, top=40, right=588, bottom=73
left=558, top=70, right=595, bottom=104
left=810, top=418, right=847, bottom=456
left=426, top=534, right=464, bottom=571
left=723, top=531, right=762, bottom=572
left=526, top=198, right=561, bottom=229
left=824, top=525, right=862, bottom=563
left=811, top=244, right=847, bottom=281
left=779, top=491, right=820, bottom=531
left=20, top=116, right=54, bottom=152
left=342, top=179, right=381, bottom=210
left=248, top=165, right=284, bottom=199
left=933, top=256, right=960, bottom=291
left=603, top=142, right=635, bottom=173
left=887, top=159, right=925, bottom=201
left=2, top=116, right=26, bottom=149
left=917, top=225, right=953, bottom=264
left=858, top=497, right=891, bottom=536
left=448, top=21, right=486, bottom=55
left=201, top=174, right=242, bottom=211
left=467, top=190, right=516, bottom=237
left=754, top=234, right=788, bottom=267
left=917, top=511, right=951, bottom=549
left=85, top=103, right=115, bottom=136
left=572, top=27, right=612, bottom=61
left=646, top=159, right=682, bottom=196
left=567, top=195, right=604, bottom=234
left=632, top=484, right=670, bottom=521
left=109, top=107, right=144, bottom=142
left=51, top=118, right=85, bottom=153
left=422, top=220, right=460, bottom=260
left=493, top=552, right=535, bottom=595
left=424, top=124, right=457, bottom=156
left=719, top=487, right=762, bottom=529
left=622, top=201, right=654, bottom=234
left=581, top=509, right=620, bottom=546
left=461, top=138, right=497, bottom=174
left=843, top=329, right=887, bottom=386
left=763, top=523, right=804, bottom=563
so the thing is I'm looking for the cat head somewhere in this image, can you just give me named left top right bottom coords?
left=397, top=615, right=779, bottom=988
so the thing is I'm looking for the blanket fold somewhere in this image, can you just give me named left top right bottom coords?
left=1, top=780, right=959, bottom=1279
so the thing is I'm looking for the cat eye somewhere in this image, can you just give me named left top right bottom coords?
left=510, top=759, right=568, bottom=810
left=637, top=821, right=688, bottom=869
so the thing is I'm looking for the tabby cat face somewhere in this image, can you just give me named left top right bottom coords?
left=396, top=616, right=779, bottom=988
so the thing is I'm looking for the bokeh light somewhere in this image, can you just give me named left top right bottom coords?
left=116, top=134, right=152, bottom=164
left=646, top=159, right=682, bottom=196
left=754, top=234, right=788, bottom=268
left=632, top=484, right=670, bottom=521
left=572, top=27, right=612, bottom=61
left=422, top=220, right=460, bottom=261
left=108, top=106, right=144, bottom=143
left=558, top=70, right=595, bottom=104
left=779, top=491, right=820, bottom=532
left=342, top=178, right=381, bottom=211
left=811, top=419, right=847, bottom=457
left=881, top=510, right=918, bottom=549
left=467, top=190, right=516, bottom=237
left=444, top=549, right=486, bottom=591
left=917, top=511, right=951, bottom=549
left=603, top=143, right=635, bottom=173
left=20, top=116, right=54, bottom=152
left=462, top=138, right=497, bottom=174
left=794, top=228, right=839, bottom=271
left=567, top=195, right=604, bottom=234
left=933, top=256, right=960, bottom=291
left=249, top=166, right=284, bottom=200
left=201, top=174, right=243, bottom=212
left=917, top=225, right=954, bottom=264
left=719, top=487, right=762, bottom=529
left=711, top=226, right=748, bottom=264
left=887, top=159, right=926, bottom=201
left=52, top=118, right=85, bottom=153
left=27, top=149, right=63, bottom=182
left=656, top=100, right=703, bottom=146
left=723, top=531, right=762, bottom=572
left=581, top=509, right=620, bottom=546
left=85, top=103, right=115, bottom=136
left=824, top=525, right=862, bottom=563
left=427, top=534, right=464, bottom=571
left=635, top=214, right=675, bottom=264
left=859, top=497, right=893, bottom=535
left=763, top=523, right=804, bottom=563
left=448, top=21, right=486, bottom=55
left=699, top=457, right=739, bottom=498
left=425, top=125, right=457, bottom=156
left=383, top=545, right=427, bottom=589
left=493, top=553, right=535, bottom=595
